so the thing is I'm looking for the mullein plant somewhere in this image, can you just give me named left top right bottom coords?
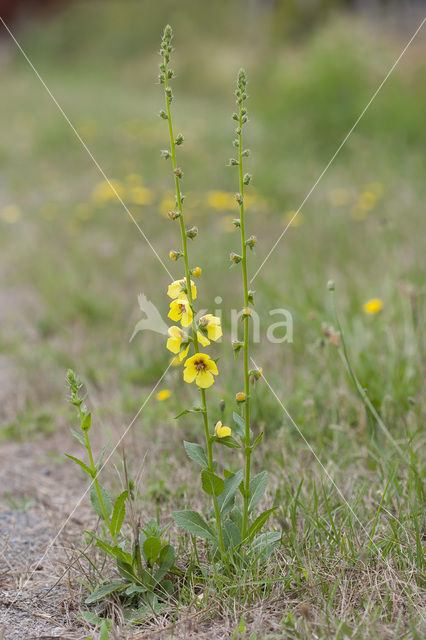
left=159, top=26, right=279, bottom=563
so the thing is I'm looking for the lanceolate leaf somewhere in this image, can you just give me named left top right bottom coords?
left=110, top=490, right=128, bottom=537
left=183, top=441, right=208, bottom=469
left=84, top=580, right=126, bottom=604
left=232, top=411, right=245, bottom=439
left=175, top=406, right=203, bottom=419
left=223, top=518, right=242, bottom=549
left=65, top=454, right=94, bottom=478
left=212, top=435, right=241, bottom=449
left=154, top=544, right=175, bottom=582
left=143, top=536, right=162, bottom=565
left=201, top=469, right=225, bottom=496
left=248, top=471, right=268, bottom=513
left=246, top=507, right=277, bottom=543
left=172, top=510, right=217, bottom=543
left=218, top=469, right=244, bottom=516
left=90, top=482, right=112, bottom=520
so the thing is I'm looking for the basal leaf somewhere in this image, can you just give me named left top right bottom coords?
left=248, top=471, right=268, bottom=513
left=84, top=580, right=126, bottom=604
left=172, top=510, right=217, bottom=543
left=143, top=536, right=162, bottom=565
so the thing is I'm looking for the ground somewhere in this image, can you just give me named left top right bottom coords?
left=0, top=3, right=425, bottom=639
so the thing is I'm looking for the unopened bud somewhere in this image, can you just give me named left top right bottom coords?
left=186, top=226, right=198, bottom=239
left=192, top=266, right=202, bottom=278
left=233, top=138, right=239, bottom=147
left=235, top=391, right=246, bottom=403
left=327, top=280, right=335, bottom=291
left=232, top=113, right=239, bottom=121
left=159, top=110, right=168, bottom=120
left=229, top=158, right=239, bottom=166
left=242, top=307, right=252, bottom=317
left=243, top=173, right=252, bottom=185
left=246, top=235, right=257, bottom=249
left=174, top=167, right=183, bottom=178
left=249, top=367, right=262, bottom=381
left=233, top=218, right=241, bottom=228
left=230, top=252, right=242, bottom=264
left=169, top=250, right=183, bottom=261
left=161, top=149, right=170, bottom=159
left=241, top=149, right=250, bottom=157
left=235, top=193, right=242, bottom=204
left=175, top=133, right=184, bottom=145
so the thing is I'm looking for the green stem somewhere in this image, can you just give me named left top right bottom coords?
left=81, top=415, right=116, bottom=543
left=163, top=54, right=224, bottom=554
left=238, top=102, right=252, bottom=540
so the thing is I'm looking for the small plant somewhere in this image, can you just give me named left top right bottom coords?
left=158, top=25, right=279, bottom=563
left=65, top=370, right=177, bottom=619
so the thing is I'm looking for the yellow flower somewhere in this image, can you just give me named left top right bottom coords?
left=128, top=186, right=154, bottom=205
left=1, top=205, right=22, bottom=224
left=92, top=179, right=124, bottom=205
left=328, top=188, right=349, bottom=207
left=168, top=299, right=193, bottom=327
left=198, top=314, right=222, bottom=342
left=207, top=190, right=235, bottom=211
left=283, top=210, right=303, bottom=227
left=167, top=279, right=197, bottom=301
left=363, top=298, right=383, bottom=315
left=192, top=266, right=202, bottom=278
left=236, top=391, right=246, bottom=403
left=166, top=326, right=189, bottom=361
left=183, top=353, right=218, bottom=388
left=214, top=421, right=232, bottom=438
left=156, top=389, right=171, bottom=401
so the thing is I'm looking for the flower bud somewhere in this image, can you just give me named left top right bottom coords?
left=242, top=307, right=252, bottom=317
left=248, top=290, right=255, bottom=305
left=161, top=149, right=171, bottom=159
left=186, top=226, right=198, bottom=240
left=219, top=398, right=225, bottom=412
left=174, top=167, right=183, bottom=178
left=233, top=138, right=239, bottom=147
left=169, top=250, right=183, bottom=261
left=235, top=193, right=242, bottom=204
left=235, top=391, right=246, bottom=403
left=243, top=173, right=252, bottom=185
left=233, top=218, right=241, bottom=228
left=241, top=149, right=250, bottom=157
left=159, top=110, right=168, bottom=120
left=232, top=113, right=239, bottom=121
left=167, top=210, right=181, bottom=220
left=246, top=235, right=257, bottom=249
left=175, top=133, right=184, bottom=145
left=232, top=339, right=243, bottom=352
left=229, top=158, right=239, bottom=166
left=327, top=280, right=335, bottom=291
left=249, top=367, right=262, bottom=381
left=192, top=266, right=202, bottom=278
left=230, top=252, right=242, bottom=264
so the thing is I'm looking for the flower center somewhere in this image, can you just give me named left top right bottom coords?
left=194, top=359, right=206, bottom=372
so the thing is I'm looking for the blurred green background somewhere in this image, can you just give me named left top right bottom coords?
left=0, top=0, right=425, bottom=454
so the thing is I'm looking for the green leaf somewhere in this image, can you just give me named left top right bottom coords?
left=125, top=584, right=148, bottom=596
left=175, top=406, right=203, bottom=419
left=154, top=544, right=175, bottom=582
left=251, top=431, right=264, bottom=448
left=84, top=580, right=126, bottom=604
left=183, top=441, right=208, bottom=469
left=218, top=469, right=244, bottom=516
left=223, top=519, right=242, bottom=549
left=143, top=536, right=162, bottom=565
left=65, top=454, right=94, bottom=478
left=246, top=507, right=277, bottom=543
left=110, top=490, right=128, bottom=537
left=230, top=507, right=243, bottom=531
left=248, top=471, right=268, bottom=513
left=232, top=411, right=245, bottom=439
left=70, top=427, right=86, bottom=446
left=172, top=510, right=217, bottom=543
left=117, top=558, right=137, bottom=583
left=86, top=532, right=115, bottom=558
left=201, top=469, right=225, bottom=496
left=212, top=435, right=241, bottom=449
left=95, top=443, right=109, bottom=470
left=250, top=531, right=281, bottom=560
left=100, top=619, right=112, bottom=640
left=90, top=482, right=112, bottom=521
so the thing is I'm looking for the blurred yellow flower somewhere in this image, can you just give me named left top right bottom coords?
left=220, top=215, right=236, bottom=232
left=166, top=326, right=189, bottom=360
left=92, top=179, right=124, bottom=205
left=363, top=298, right=383, bottom=314
left=156, top=389, right=171, bottom=401
left=283, top=210, right=303, bottom=227
left=40, top=202, right=58, bottom=220
left=207, top=191, right=235, bottom=211
left=358, top=191, right=377, bottom=212
left=128, top=186, right=154, bottom=205
left=1, top=205, right=22, bottom=224
left=168, top=298, right=193, bottom=327
left=160, top=191, right=175, bottom=217
left=214, top=421, right=231, bottom=438
left=125, top=173, right=143, bottom=187
left=183, top=352, right=218, bottom=388
left=167, top=278, right=197, bottom=301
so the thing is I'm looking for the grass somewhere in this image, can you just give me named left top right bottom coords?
left=0, top=2, right=424, bottom=638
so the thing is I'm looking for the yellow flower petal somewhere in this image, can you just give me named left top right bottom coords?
left=183, top=365, right=197, bottom=383
left=167, top=279, right=197, bottom=300
left=196, top=370, right=214, bottom=388
left=197, top=331, right=210, bottom=347
left=214, top=421, right=231, bottom=437
left=156, top=389, right=171, bottom=401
